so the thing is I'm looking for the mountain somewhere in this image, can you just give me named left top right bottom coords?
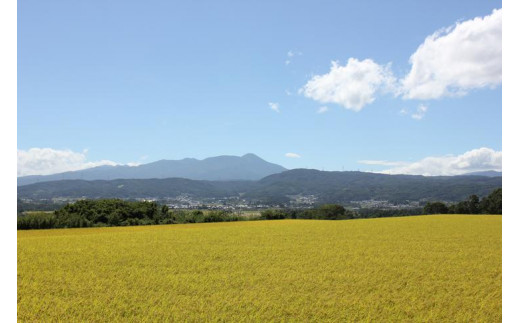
left=18, top=169, right=502, bottom=203
left=244, top=169, right=502, bottom=203
left=17, top=178, right=251, bottom=200
left=461, top=170, right=502, bottom=177
left=17, top=153, right=287, bottom=186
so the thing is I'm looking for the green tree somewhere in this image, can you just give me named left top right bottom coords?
left=424, top=202, right=449, bottom=214
left=480, top=188, right=502, bottom=214
left=161, top=205, right=169, bottom=216
left=467, top=195, right=480, bottom=214
left=260, top=209, right=287, bottom=220
left=316, top=204, right=351, bottom=219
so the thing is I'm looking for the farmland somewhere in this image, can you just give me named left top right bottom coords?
left=17, top=215, right=501, bottom=322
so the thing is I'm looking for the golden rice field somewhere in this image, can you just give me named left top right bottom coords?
left=17, top=215, right=501, bottom=322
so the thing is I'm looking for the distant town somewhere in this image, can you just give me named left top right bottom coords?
left=20, top=194, right=426, bottom=213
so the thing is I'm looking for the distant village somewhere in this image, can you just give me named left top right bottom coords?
left=20, top=194, right=425, bottom=212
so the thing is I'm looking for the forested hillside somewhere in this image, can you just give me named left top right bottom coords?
left=18, top=169, right=501, bottom=203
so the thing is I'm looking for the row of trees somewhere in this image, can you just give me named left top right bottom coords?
left=260, top=204, right=355, bottom=220
left=18, top=203, right=357, bottom=229
left=423, top=188, right=501, bottom=215
left=259, top=205, right=426, bottom=221
left=17, top=199, right=244, bottom=230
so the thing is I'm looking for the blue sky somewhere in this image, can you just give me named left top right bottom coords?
left=17, top=0, right=502, bottom=176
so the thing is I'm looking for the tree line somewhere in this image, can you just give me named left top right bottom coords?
left=423, top=188, right=501, bottom=215
left=17, top=199, right=244, bottom=230
left=259, top=204, right=356, bottom=220
left=257, top=188, right=501, bottom=220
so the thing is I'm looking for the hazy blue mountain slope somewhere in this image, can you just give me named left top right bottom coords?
left=17, top=154, right=287, bottom=186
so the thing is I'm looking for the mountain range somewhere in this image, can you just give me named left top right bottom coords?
left=17, top=153, right=287, bottom=186
left=18, top=153, right=502, bottom=187
left=18, top=169, right=502, bottom=204
left=17, top=154, right=502, bottom=204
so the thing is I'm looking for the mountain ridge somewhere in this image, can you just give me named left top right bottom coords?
left=18, top=169, right=502, bottom=203
left=460, top=170, right=502, bottom=177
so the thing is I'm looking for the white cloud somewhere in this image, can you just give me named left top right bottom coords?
left=371, top=147, right=502, bottom=176
left=300, top=58, right=396, bottom=111
left=285, top=152, right=301, bottom=158
left=411, top=104, right=428, bottom=120
left=300, top=9, right=501, bottom=111
left=286, top=50, right=302, bottom=65
left=17, top=148, right=132, bottom=176
left=317, top=106, right=329, bottom=114
left=401, top=8, right=502, bottom=99
left=399, top=105, right=428, bottom=120
left=269, top=102, right=280, bottom=113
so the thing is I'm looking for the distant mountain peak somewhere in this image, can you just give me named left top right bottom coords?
left=242, top=153, right=261, bottom=159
